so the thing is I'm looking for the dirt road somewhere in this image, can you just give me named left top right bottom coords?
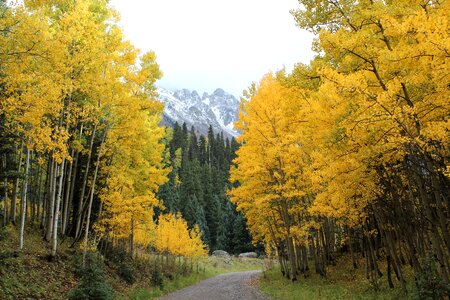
left=159, top=270, right=268, bottom=300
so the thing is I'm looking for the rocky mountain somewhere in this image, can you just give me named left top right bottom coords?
left=157, top=87, right=240, bottom=138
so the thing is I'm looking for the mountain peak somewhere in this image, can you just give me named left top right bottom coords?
left=157, top=87, right=239, bottom=138
left=191, top=90, right=200, bottom=100
left=213, top=88, right=225, bottom=97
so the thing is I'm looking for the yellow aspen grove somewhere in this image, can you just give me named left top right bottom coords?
left=1, top=7, right=67, bottom=158
left=1, top=2, right=70, bottom=249
left=95, top=50, right=169, bottom=254
left=292, top=0, right=450, bottom=287
left=230, top=0, right=449, bottom=292
left=0, top=0, right=170, bottom=260
left=230, top=74, right=314, bottom=281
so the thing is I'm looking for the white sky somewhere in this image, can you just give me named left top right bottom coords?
left=108, top=0, right=315, bottom=97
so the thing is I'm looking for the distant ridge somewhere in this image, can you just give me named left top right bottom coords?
left=157, top=87, right=240, bottom=139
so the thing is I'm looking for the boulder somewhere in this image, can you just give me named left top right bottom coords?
left=212, top=250, right=230, bottom=258
left=238, top=252, right=258, bottom=258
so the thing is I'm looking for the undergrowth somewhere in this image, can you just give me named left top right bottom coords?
left=259, top=255, right=415, bottom=300
left=0, top=226, right=265, bottom=299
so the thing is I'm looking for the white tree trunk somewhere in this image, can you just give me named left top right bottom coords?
left=3, top=154, right=8, bottom=226
left=75, top=124, right=96, bottom=239
left=61, top=150, right=73, bottom=235
left=51, top=158, right=66, bottom=257
left=11, top=142, right=23, bottom=224
left=45, top=158, right=56, bottom=241
left=19, top=148, right=30, bottom=250
left=82, top=129, right=106, bottom=265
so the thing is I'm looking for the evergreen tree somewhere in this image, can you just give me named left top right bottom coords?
left=157, top=174, right=179, bottom=213
left=205, top=195, right=222, bottom=250
left=188, top=126, right=199, bottom=161
left=221, top=201, right=236, bottom=252
left=157, top=122, right=254, bottom=253
left=199, top=135, right=207, bottom=166
left=183, top=194, right=209, bottom=245
left=230, top=214, right=254, bottom=254
left=68, top=253, right=113, bottom=300
left=207, top=125, right=215, bottom=167
left=169, top=122, right=185, bottom=157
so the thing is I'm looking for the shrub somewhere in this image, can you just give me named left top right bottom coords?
left=68, top=253, right=113, bottom=300
left=413, top=253, right=450, bottom=300
left=102, top=242, right=128, bottom=265
left=100, top=241, right=136, bottom=284
left=118, top=259, right=136, bottom=284
left=150, top=264, right=164, bottom=289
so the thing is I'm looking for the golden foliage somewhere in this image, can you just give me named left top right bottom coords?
left=155, top=213, right=208, bottom=258
left=0, top=0, right=170, bottom=251
left=232, top=0, right=449, bottom=252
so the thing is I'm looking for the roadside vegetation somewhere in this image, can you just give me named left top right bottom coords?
left=0, top=226, right=263, bottom=300
left=231, top=1, right=449, bottom=297
left=260, top=257, right=411, bottom=300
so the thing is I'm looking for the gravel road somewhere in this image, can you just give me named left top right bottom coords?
left=159, top=270, right=268, bottom=300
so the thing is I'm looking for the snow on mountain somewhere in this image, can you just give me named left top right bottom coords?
left=157, top=87, right=240, bottom=138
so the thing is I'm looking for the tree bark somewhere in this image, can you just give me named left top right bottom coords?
left=75, top=124, right=96, bottom=239
left=51, top=158, right=66, bottom=257
left=3, top=154, right=8, bottom=226
left=45, top=158, right=56, bottom=242
left=11, top=141, right=23, bottom=225
left=64, top=123, right=83, bottom=235
left=82, top=128, right=105, bottom=265
left=19, top=148, right=30, bottom=250
left=61, top=149, right=74, bottom=235
left=36, top=165, right=43, bottom=227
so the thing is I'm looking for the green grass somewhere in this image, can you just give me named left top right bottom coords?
left=259, top=259, right=413, bottom=300
left=123, top=256, right=265, bottom=300
left=126, top=271, right=212, bottom=300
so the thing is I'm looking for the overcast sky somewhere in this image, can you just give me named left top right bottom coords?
left=108, top=0, right=315, bottom=97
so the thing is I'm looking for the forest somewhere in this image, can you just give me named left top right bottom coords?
left=230, top=0, right=450, bottom=297
left=0, top=0, right=449, bottom=299
left=0, top=0, right=215, bottom=259
left=158, top=122, right=254, bottom=254
left=0, top=1, right=257, bottom=297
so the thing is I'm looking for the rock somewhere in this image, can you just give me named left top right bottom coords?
left=213, top=88, right=225, bottom=97
left=212, top=250, right=230, bottom=258
left=191, top=90, right=200, bottom=101
left=238, top=252, right=258, bottom=258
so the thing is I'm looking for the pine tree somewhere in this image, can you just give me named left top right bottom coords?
left=157, top=122, right=254, bottom=253
left=231, top=214, right=253, bottom=254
